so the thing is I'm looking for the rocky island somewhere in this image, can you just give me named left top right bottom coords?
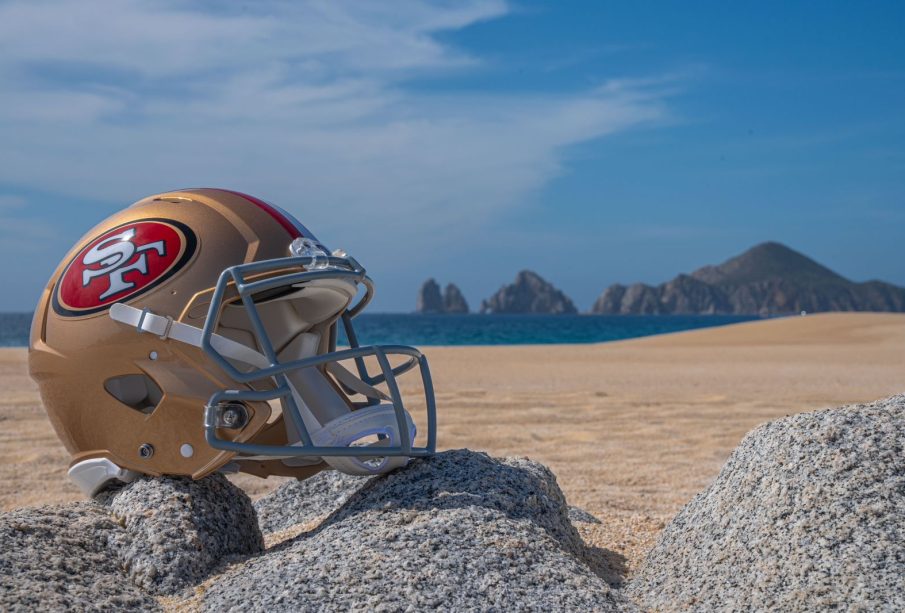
left=416, top=279, right=469, bottom=314
left=480, top=270, right=578, bottom=314
left=593, top=242, right=905, bottom=316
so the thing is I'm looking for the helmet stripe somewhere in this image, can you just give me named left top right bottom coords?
left=221, top=189, right=303, bottom=239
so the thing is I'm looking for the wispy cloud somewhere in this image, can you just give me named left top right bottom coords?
left=0, top=0, right=679, bottom=308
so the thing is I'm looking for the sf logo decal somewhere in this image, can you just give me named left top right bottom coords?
left=54, top=219, right=196, bottom=316
left=81, top=228, right=166, bottom=300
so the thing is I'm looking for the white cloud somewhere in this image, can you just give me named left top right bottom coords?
left=0, top=0, right=678, bottom=309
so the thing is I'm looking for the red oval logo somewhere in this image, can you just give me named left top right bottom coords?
left=54, top=219, right=197, bottom=316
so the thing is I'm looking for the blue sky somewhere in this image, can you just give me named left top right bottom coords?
left=1, top=0, right=903, bottom=312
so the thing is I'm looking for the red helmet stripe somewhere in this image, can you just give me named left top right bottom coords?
left=221, top=189, right=302, bottom=239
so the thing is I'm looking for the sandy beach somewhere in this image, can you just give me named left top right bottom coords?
left=2, top=312, right=903, bottom=571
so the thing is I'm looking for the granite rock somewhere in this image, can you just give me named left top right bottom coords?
left=0, top=503, right=158, bottom=612
left=100, top=473, right=264, bottom=595
left=628, top=395, right=905, bottom=611
left=203, top=450, right=631, bottom=612
left=255, top=470, right=371, bottom=534
left=10, top=394, right=903, bottom=611
left=568, top=505, right=603, bottom=524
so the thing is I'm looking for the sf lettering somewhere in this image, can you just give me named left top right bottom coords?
left=81, top=229, right=166, bottom=300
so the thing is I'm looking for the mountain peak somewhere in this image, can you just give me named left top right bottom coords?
left=691, top=241, right=847, bottom=287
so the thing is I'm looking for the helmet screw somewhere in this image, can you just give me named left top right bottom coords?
left=138, top=443, right=155, bottom=459
left=220, top=403, right=248, bottom=430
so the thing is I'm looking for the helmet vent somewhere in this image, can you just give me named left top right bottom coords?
left=104, top=374, right=163, bottom=415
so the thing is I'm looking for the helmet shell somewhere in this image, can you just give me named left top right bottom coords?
left=29, top=188, right=327, bottom=479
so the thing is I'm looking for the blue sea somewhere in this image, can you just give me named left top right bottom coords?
left=2, top=312, right=757, bottom=347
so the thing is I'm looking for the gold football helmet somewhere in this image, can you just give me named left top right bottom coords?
left=29, top=188, right=436, bottom=496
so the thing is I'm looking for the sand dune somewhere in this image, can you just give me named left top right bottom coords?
left=2, top=312, right=903, bottom=569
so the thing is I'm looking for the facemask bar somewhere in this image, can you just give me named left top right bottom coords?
left=199, top=254, right=437, bottom=460
left=334, top=310, right=416, bottom=407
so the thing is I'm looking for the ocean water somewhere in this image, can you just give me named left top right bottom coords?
left=2, top=312, right=757, bottom=347
left=0, top=313, right=31, bottom=347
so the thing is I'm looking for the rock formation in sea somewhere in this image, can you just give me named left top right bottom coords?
left=416, top=278, right=444, bottom=313
left=480, top=270, right=578, bottom=314
left=443, top=283, right=469, bottom=314
left=592, top=241, right=905, bottom=315
left=416, top=280, right=470, bottom=314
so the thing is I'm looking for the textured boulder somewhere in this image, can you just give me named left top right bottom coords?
left=255, top=470, right=370, bottom=534
left=101, top=474, right=264, bottom=595
left=629, top=395, right=905, bottom=611
left=202, top=450, right=630, bottom=611
left=415, top=278, right=444, bottom=313
left=0, top=504, right=158, bottom=612
left=568, top=505, right=603, bottom=525
left=0, top=473, right=263, bottom=609
left=443, top=282, right=470, bottom=314
left=9, top=394, right=904, bottom=612
left=481, top=270, right=578, bottom=314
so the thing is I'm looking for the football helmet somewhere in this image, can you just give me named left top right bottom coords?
left=29, top=188, right=436, bottom=496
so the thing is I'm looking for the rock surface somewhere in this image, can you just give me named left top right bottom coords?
left=0, top=503, right=158, bottom=612
left=592, top=242, right=905, bottom=315
left=203, top=450, right=630, bottom=612
left=415, top=278, right=444, bottom=313
left=254, top=470, right=370, bottom=534
left=481, top=270, right=578, bottom=314
left=101, top=474, right=264, bottom=595
left=628, top=394, right=905, bottom=611
left=5, top=397, right=904, bottom=611
left=568, top=505, right=603, bottom=525
left=0, top=473, right=262, bottom=610
left=443, top=282, right=470, bottom=314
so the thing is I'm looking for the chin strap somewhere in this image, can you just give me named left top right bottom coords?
left=326, top=361, right=392, bottom=402
left=110, top=303, right=271, bottom=369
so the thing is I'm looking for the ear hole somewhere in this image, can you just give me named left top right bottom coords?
left=104, top=374, right=163, bottom=415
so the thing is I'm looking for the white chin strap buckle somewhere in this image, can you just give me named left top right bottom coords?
left=68, top=458, right=138, bottom=497
left=310, top=404, right=417, bottom=476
